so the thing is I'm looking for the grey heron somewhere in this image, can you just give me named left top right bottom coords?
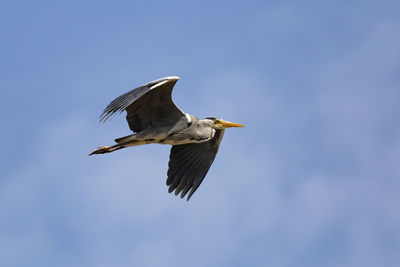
left=90, top=76, right=244, bottom=200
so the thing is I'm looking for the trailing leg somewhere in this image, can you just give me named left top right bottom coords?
left=89, top=144, right=124, bottom=155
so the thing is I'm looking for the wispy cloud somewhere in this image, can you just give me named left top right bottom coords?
left=1, top=1, right=400, bottom=267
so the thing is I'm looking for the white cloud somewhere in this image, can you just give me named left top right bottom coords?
left=2, top=4, right=400, bottom=267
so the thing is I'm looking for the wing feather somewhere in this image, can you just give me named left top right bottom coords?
left=167, top=129, right=225, bottom=200
left=99, top=77, right=185, bottom=133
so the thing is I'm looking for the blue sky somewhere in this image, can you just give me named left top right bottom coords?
left=1, top=1, right=399, bottom=266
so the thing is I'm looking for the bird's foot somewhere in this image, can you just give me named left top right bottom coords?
left=89, top=146, right=111, bottom=156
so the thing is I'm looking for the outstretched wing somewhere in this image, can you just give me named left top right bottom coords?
left=99, top=76, right=185, bottom=133
left=166, top=129, right=225, bottom=200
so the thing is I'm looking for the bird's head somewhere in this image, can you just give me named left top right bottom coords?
left=205, top=117, right=245, bottom=129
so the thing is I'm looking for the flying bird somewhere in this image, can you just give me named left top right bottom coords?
left=89, top=76, right=244, bottom=200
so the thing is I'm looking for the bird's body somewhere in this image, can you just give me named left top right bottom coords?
left=114, top=114, right=216, bottom=146
left=90, top=76, right=243, bottom=200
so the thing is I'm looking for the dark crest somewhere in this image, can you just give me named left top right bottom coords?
left=205, top=117, right=217, bottom=120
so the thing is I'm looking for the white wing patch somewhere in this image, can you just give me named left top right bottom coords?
left=185, top=113, right=192, bottom=125
left=150, top=80, right=168, bottom=89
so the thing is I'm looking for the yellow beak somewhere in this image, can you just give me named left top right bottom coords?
left=220, top=120, right=245, bottom=128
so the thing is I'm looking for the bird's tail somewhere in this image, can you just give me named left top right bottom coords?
left=89, top=144, right=123, bottom=156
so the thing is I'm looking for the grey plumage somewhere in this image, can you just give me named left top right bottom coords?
left=90, top=76, right=244, bottom=200
left=99, top=77, right=184, bottom=133
left=167, top=129, right=225, bottom=200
